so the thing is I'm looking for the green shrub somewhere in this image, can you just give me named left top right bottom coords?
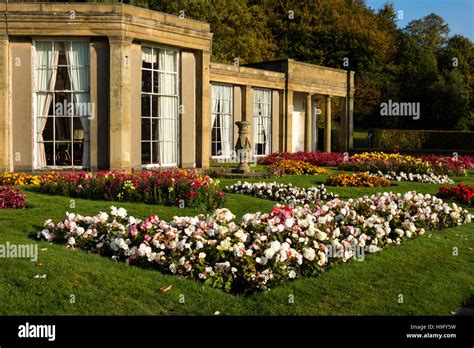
left=372, top=129, right=474, bottom=151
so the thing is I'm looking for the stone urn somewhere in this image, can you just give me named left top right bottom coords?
left=232, top=121, right=252, bottom=173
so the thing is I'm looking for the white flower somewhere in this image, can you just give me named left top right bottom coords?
left=98, top=212, right=109, bottom=222
left=316, top=230, right=328, bottom=241
left=317, top=251, right=327, bottom=266
left=303, top=247, right=316, bottom=261
left=198, top=252, right=206, bottom=259
left=67, top=237, right=76, bottom=246
left=285, top=218, right=295, bottom=228
left=117, top=207, right=127, bottom=219
left=288, top=270, right=296, bottom=279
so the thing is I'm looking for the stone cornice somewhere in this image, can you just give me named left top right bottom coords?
left=210, top=63, right=286, bottom=89
left=0, top=3, right=212, bottom=52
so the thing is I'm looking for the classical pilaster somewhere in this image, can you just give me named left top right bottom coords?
left=0, top=35, right=12, bottom=172
left=348, top=96, right=354, bottom=149
left=305, top=93, right=313, bottom=151
left=196, top=50, right=211, bottom=168
left=340, top=97, right=348, bottom=152
left=108, top=36, right=133, bottom=171
left=286, top=89, right=293, bottom=152
left=242, top=84, right=253, bottom=149
left=324, top=95, right=332, bottom=153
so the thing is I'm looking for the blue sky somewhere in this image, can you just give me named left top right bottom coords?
left=365, top=0, right=473, bottom=40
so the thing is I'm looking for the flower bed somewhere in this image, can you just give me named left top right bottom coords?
left=339, top=152, right=433, bottom=175
left=437, top=183, right=474, bottom=206
left=376, top=171, right=454, bottom=184
left=258, top=152, right=344, bottom=167
left=326, top=172, right=391, bottom=187
left=38, top=193, right=472, bottom=293
left=269, top=159, right=329, bottom=176
left=40, top=170, right=225, bottom=211
left=339, top=152, right=474, bottom=177
left=420, top=155, right=474, bottom=176
left=0, top=186, right=27, bottom=208
left=225, top=181, right=338, bottom=205
left=0, top=172, right=44, bottom=186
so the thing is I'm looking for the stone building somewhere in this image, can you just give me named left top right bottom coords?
left=0, top=3, right=354, bottom=172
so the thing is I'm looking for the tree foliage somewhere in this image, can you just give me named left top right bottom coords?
left=78, top=0, right=474, bottom=130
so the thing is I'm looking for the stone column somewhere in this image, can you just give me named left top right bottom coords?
left=286, top=89, right=293, bottom=152
left=340, top=97, right=348, bottom=152
left=180, top=51, right=196, bottom=168
left=324, top=95, right=332, bottom=153
left=0, top=35, right=12, bottom=172
left=348, top=96, right=354, bottom=149
left=312, top=97, right=319, bottom=152
left=305, top=93, right=313, bottom=151
left=242, top=84, right=253, bottom=150
left=196, top=51, right=211, bottom=168
left=108, top=36, right=133, bottom=171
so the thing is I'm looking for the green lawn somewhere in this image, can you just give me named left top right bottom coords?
left=0, top=170, right=472, bottom=315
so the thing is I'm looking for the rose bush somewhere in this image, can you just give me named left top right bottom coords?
left=225, top=181, right=338, bottom=205
left=38, top=192, right=472, bottom=293
left=40, top=169, right=225, bottom=211
left=0, top=186, right=27, bottom=208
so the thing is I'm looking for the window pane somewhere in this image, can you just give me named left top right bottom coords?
left=141, top=119, right=151, bottom=141
left=73, top=142, right=83, bottom=166
left=55, top=143, right=72, bottom=166
left=55, top=67, right=70, bottom=90
left=42, top=117, right=54, bottom=141
left=44, top=142, right=54, bottom=166
left=152, top=95, right=158, bottom=117
left=152, top=142, right=159, bottom=164
left=142, top=47, right=153, bottom=69
left=73, top=117, right=84, bottom=141
left=55, top=93, right=73, bottom=117
left=142, top=95, right=150, bottom=117
left=141, top=142, right=151, bottom=164
left=55, top=117, right=71, bottom=141
left=35, top=68, right=55, bottom=91
left=152, top=119, right=159, bottom=141
left=142, top=70, right=152, bottom=92
left=153, top=71, right=158, bottom=94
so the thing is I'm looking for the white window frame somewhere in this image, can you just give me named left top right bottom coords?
left=253, top=88, right=272, bottom=157
left=141, top=44, right=180, bottom=169
left=211, top=83, right=234, bottom=159
left=32, top=38, right=90, bottom=170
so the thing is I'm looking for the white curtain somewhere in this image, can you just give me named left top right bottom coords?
left=35, top=42, right=59, bottom=168
left=142, top=47, right=154, bottom=65
left=158, top=49, right=178, bottom=165
left=211, top=84, right=232, bottom=157
left=253, top=89, right=271, bottom=155
left=65, top=42, right=90, bottom=167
